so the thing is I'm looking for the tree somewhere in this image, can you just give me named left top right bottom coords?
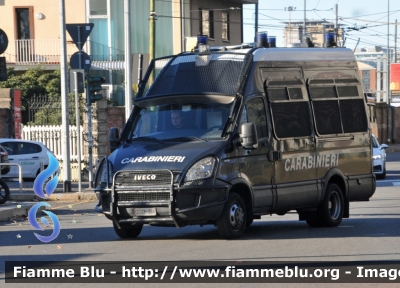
left=0, top=66, right=81, bottom=125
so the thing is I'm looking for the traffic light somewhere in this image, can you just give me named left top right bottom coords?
left=87, top=75, right=105, bottom=104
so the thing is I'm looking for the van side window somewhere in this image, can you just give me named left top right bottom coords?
left=241, top=98, right=268, bottom=139
left=308, top=79, right=368, bottom=135
left=266, top=85, right=312, bottom=139
left=270, top=102, right=312, bottom=138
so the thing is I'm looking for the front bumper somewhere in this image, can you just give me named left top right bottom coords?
left=97, top=176, right=230, bottom=227
left=373, top=159, right=385, bottom=174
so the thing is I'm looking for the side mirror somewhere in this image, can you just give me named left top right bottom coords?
left=381, top=144, right=389, bottom=150
left=239, top=123, right=258, bottom=150
left=109, top=127, right=120, bottom=152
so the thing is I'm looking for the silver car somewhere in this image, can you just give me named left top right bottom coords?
left=372, top=134, right=388, bottom=179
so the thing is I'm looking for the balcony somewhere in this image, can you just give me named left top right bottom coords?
left=1, top=39, right=125, bottom=71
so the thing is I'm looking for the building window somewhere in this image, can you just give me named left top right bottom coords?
left=200, top=9, right=214, bottom=39
left=15, top=8, right=31, bottom=39
left=222, top=12, right=229, bottom=41
left=89, top=0, right=107, bottom=16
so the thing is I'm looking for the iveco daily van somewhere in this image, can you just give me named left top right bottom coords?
left=94, top=44, right=376, bottom=239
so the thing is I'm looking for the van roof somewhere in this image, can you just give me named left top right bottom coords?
left=251, top=47, right=356, bottom=62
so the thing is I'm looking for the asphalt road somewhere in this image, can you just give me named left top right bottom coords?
left=1, top=152, right=400, bottom=288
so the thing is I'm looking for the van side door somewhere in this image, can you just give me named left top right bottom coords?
left=263, top=68, right=320, bottom=211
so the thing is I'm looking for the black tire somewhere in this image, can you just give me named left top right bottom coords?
left=0, top=179, right=10, bottom=204
left=113, top=221, right=143, bottom=238
left=305, top=215, right=323, bottom=227
left=377, top=168, right=386, bottom=180
left=246, top=218, right=254, bottom=227
left=318, top=183, right=344, bottom=227
left=217, top=193, right=247, bottom=239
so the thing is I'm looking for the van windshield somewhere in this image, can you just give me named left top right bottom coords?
left=128, top=102, right=232, bottom=142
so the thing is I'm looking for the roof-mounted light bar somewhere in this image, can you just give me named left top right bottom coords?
left=268, top=36, right=276, bottom=48
left=324, top=32, right=336, bottom=48
left=257, top=32, right=269, bottom=48
left=197, top=35, right=210, bottom=53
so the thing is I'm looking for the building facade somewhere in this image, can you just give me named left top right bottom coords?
left=283, top=20, right=344, bottom=48
left=0, top=0, right=256, bottom=106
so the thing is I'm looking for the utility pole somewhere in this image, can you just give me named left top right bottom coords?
left=303, top=0, right=306, bottom=43
left=59, top=0, right=71, bottom=192
left=254, top=3, right=258, bottom=44
left=387, top=0, right=391, bottom=143
left=285, top=6, right=296, bottom=45
left=335, top=4, right=338, bottom=45
left=181, top=0, right=185, bottom=52
left=395, top=19, right=398, bottom=63
left=124, top=0, right=132, bottom=120
left=149, top=0, right=156, bottom=63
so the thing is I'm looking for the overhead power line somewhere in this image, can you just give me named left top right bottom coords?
left=341, top=17, right=400, bottom=25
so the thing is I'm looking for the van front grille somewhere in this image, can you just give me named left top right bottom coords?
left=114, top=170, right=173, bottom=203
left=114, top=170, right=172, bottom=187
left=118, top=192, right=170, bottom=202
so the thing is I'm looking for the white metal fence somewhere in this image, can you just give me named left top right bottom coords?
left=21, top=125, right=85, bottom=182
left=22, top=125, right=84, bottom=161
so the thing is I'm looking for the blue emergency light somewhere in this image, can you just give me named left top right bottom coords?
left=325, top=32, right=336, bottom=47
left=197, top=35, right=210, bottom=53
left=268, top=36, right=276, bottom=48
left=257, top=32, right=269, bottom=48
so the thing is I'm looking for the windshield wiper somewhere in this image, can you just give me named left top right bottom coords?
left=165, top=136, right=207, bottom=142
left=133, top=136, right=163, bottom=143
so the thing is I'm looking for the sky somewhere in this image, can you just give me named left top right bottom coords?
left=242, top=0, right=400, bottom=50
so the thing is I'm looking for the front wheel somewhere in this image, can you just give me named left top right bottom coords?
left=217, top=193, right=247, bottom=239
left=318, top=183, right=344, bottom=227
left=0, top=179, right=10, bottom=204
left=113, top=221, right=143, bottom=239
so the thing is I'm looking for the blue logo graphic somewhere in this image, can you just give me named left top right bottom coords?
left=33, top=152, right=59, bottom=198
left=28, top=202, right=61, bottom=243
left=29, top=152, right=61, bottom=243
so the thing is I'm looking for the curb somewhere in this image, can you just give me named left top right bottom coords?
left=9, top=192, right=98, bottom=202
left=0, top=202, right=39, bottom=222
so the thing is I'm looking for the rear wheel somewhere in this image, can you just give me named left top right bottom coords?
left=318, top=183, right=344, bottom=227
left=113, top=221, right=143, bottom=238
left=305, top=216, right=323, bottom=227
left=0, top=179, right=10, bottom=204
left=217, top=193, right=247, bottom=239
left=305, top=183, right=344, bottom=228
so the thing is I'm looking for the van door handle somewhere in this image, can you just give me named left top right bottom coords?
left=267, top=151, right=282, bottom=162
left=9, top=158, right=14, bottom=160
left=32, top=157, right=39, bottom=159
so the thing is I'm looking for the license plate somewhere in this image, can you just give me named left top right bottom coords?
left=134, top=207, right=156, bottom=216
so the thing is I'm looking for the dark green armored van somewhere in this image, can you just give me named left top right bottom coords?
left=95, top=44, right=375, bottom=239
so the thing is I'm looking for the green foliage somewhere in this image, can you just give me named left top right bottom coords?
left=32, top=93, right=84, bottom=126
left=0, top=66, right=69, bottom=124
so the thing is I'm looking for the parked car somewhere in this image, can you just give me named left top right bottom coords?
left=372, top=134, right=388, bottom=179
left=0, top=144, right=10, bottom=175
left=0, top=139, right=56, bottom=180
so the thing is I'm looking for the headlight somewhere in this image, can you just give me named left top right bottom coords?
left=185, top=157, right=216, bottom=182
left=373, top=155, right=381, bottom=160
